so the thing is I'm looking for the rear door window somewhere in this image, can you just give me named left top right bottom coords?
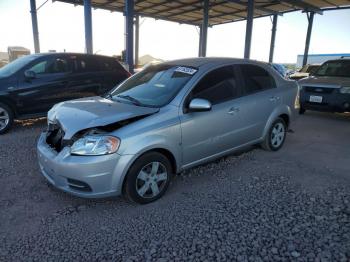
left=99, top=57, right=127, bottom=73
left=240, top=64, right=276, bottom=95
left=190, top=65, right=240, bottom=105
left=77, top=56, right=100, bottom=72
left=99, top=58, right=113, bottom=72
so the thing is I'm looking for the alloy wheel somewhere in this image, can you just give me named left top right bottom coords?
left=0, top=107, right=10, bottom=131
left=135, top=161, right=168, bottom=198
left=271, top=122, right=285, bottom=148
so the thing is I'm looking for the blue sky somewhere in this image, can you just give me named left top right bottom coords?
left=0, top=0, right=349, bottom=63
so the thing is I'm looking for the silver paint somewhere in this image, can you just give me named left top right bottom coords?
left=38, top=58, right=299, bottom=198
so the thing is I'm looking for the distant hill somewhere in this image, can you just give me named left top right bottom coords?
left=138, top=54, right=163, bottom=66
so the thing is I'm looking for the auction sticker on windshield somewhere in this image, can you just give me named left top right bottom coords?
left=175, top=66, right=197, bottom=75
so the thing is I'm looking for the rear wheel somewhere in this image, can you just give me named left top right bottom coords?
left=261, top=118, right=287, bottom=151
left=124, top=152, right=173, bottom=204
left=0, top=103, right=14, bottom=134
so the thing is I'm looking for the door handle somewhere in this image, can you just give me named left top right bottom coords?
left=228, top=107, right=240, bottom=115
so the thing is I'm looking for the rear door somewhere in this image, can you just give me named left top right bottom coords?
left=235, top=64, right=280, bottom=142
left=98, top=57, right=129, bottom=94
left=66, top=55, right=104, bottom=99
left=15, top=55, right=72, bottom=115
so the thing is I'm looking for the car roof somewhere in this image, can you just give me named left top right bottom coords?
left=163, top=57, right=269, bottom=68
left=324, top=59, right=350, bottom=63
left=26, top=52, right=117, bottom=59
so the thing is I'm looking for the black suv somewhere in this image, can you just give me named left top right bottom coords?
left=0, top=53, right=130, bottom=133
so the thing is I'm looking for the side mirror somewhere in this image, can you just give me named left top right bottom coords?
left=188, top=98, right=212, bottom=112
left=24, top=70, right=36, bottom=79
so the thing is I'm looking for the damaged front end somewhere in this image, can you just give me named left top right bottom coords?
left=45, top=115, right=150, bottom=153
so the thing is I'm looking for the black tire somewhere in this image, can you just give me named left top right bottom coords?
left=124, top=152, right=173, bottom=204
left=261, top=118, right=287, bottom=151
left=0, top=102, right=14, bottom=134
left=299, top=107, right=306, bottom=114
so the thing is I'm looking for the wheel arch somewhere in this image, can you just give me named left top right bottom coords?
left=278, top=113, right=290, bottom=128
left=262, top=105, right=292, bottom=139
left=0, top=97, right=17, bottom=117
left=119, top=146, right=179, bottom=196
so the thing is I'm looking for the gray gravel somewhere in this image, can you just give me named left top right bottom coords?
left=0, top=112, right=350, bottom=262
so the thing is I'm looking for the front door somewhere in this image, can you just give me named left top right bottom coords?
left=179, top=65, right=247, bottom=167
left=16, top=56, right=72, bottom=115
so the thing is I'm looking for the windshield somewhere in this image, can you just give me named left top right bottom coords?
left=272, top=64, right=286, bottom=76
left=109, top=64, right=197, bottom=107
left=0, top=55, right=37, bottom=78
left=315, top=60, right=350, bottom=77
left=306, top=65, right=319, bottom=74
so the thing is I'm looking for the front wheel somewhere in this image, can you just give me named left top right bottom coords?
left=261, top=118, right=287, bottom=151
left=0, top=103, right=14, bottom=134
left=123, top=152, right=173, bottom=204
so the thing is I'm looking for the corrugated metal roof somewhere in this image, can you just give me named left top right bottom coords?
left=55, top=0, right=350, bottom=26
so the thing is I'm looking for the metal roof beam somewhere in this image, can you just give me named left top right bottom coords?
left=226, top=0, right=283, bottom=15
left=281, top=0, right=323, bottom=14
left=163, top=1, right=227, bottom=21
left=135, top=0, right=172, bottom=12
left=143, top=1, right=202, bottom=16
left=191, top=1, right=283, bottom=23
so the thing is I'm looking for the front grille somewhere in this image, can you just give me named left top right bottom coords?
left=304, top=86, right=334, bottom=94
left=67, top=178, right=92, bottom=192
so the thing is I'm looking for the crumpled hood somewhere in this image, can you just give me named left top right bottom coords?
left=48, top=96, right=159, bottom=139
left=299, top=76, right=350, bottom=88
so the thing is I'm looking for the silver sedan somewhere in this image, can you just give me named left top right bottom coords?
left=37, top=58, right=299, bottom=204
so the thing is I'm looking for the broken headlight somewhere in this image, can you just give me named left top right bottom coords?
left=70, top=135, right=120, bottom=156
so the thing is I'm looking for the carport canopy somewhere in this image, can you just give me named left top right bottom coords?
left=56, top=0, right=350, bottom=26
left=33, top=0, right=350, bottom=72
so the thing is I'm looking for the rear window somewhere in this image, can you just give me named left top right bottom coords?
left=315, top=60, right=350, bottom=77
left=240, top=64, right=276, bottom=94
left=99, top=58, right=126, bottom=73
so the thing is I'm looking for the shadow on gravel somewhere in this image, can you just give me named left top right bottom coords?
left=304, top=111, right=350, bottom=122
left=12, top=118, right=47, bottom=132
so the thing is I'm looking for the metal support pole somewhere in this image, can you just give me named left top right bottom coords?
left=269, top=14, right=278, bottom=63
left=198, top=25, right=203, bottom=57
left=125, top=0, right=134, bottom=73
left=244, top=0, right=254, bottom=59
left=200, top=0, right=209, bottom=57
left=84, top=0, right=93, bottom=54
left=135, top=15, right=139, bottom=67
left=30, top=0, right=40, bottom=53
left=303, top=12, right=314, bottom=66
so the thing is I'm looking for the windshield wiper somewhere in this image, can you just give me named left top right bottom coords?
left=104, top=93, right=112, bottom=99
left=116, top=94, right=143, bottom=106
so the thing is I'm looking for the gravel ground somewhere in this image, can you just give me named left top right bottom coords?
left=0, top=112, right=349, bottom=262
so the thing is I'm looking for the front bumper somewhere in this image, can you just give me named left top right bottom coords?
left=300, top=91, right=350, bottom=113
left=37, top=133, right=134, bottom=198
